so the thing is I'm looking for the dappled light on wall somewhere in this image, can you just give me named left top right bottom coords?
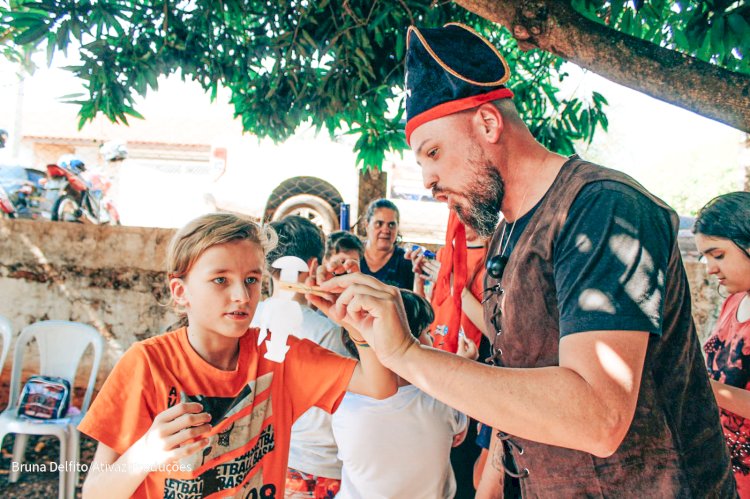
left=16, top=230, right=125, bottom=361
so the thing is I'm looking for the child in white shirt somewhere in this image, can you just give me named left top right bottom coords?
left=332, top=289, right=469, bottom=499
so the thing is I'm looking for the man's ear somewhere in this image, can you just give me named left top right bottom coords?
left=170, top=277, right=189, bottom=307
left=472, top=103, right=504, bottom=143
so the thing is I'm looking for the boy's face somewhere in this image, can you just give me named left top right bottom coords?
left=171, top=239, right=264, bottom=342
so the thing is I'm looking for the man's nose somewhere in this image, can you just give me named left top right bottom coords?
left=421, top=165, right=438, bottom=193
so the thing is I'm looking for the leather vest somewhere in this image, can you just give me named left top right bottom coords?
left=484, top=157, right=735, bottom=497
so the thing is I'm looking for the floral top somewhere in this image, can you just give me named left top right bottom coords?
left=705, top=292, right=750, bottom=491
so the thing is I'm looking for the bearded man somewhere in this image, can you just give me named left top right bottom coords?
left=310, top=23, right=735, bottom=498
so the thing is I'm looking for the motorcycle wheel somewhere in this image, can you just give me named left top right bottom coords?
left=51, top=195, right=82, bottom=222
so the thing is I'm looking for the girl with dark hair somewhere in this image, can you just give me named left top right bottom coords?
left=694, top=191, right=750, bottom=496
left=360, top=198, right=415, bottom=290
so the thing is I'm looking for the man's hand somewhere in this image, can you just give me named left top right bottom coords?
left=324, top=256, right=361, bottom=278
left=307, top=271, right=418, bottom=367
left=130, top=402, right=211, bottom=469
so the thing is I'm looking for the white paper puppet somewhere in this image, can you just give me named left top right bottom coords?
left=255, top=256, right=309, bottom=363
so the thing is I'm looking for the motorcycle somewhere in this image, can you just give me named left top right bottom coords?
left=44, top=160, right=120, bottom=225
left=0, top=165, right=51, bottom=220
left=0, top=183, right=16, bottom=218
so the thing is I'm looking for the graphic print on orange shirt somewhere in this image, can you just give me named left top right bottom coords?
left=161, top=372, right=276, bottom=498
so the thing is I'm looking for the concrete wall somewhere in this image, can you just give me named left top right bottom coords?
left=684, top=258, right=723, bottom=342
left=0, top=218, right=177, bottom=397
left=0, top=218, right=724, bottom=398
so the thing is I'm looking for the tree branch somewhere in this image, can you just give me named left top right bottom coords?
left=454, top=0, right=750, bottom=132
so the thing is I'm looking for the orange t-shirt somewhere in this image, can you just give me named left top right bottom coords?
left=78, top=327, right=357, bottom=499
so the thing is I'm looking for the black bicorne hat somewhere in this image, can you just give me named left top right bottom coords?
left=404, top=23, right=513, bottom=145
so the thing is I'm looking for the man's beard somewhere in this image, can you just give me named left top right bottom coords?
left=453, top=162, right=504, bottom=238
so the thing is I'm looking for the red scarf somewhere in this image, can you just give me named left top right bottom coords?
left=430, top=211, right=467, bottom=352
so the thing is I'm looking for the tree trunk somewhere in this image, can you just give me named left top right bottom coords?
left=454, top=0, right=750, bottom=133
left=356, top=168, right=387, bottom=236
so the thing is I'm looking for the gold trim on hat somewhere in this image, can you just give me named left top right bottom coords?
left=406, top=22, right=511, bottom=87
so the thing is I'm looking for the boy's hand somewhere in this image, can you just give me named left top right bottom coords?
left=132, top=402, right=211, bottom=468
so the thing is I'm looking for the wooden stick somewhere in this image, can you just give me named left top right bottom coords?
left=277, top=281, right=331, bottom=298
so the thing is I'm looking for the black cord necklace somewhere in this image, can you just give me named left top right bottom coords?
left=486, top=217, right=517, bottom=280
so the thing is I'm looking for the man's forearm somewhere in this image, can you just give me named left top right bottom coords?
left=389, top=345, right=632, bottom=457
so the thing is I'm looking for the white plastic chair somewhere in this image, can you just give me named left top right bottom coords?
left=0, top=320, right=104, bottom=499
left=0, top=315, right=12, bottom=373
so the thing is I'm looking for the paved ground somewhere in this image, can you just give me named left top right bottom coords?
left=0, top=431, right=97, bottom=498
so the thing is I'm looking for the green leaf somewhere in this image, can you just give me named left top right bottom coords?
left=14, top=20, right=49, bottom=45
left=59, top=92, right=85, bottom=100
left=46, top=31, right=55, bottom=66
left=3, top=0, right=616, bottom=172
left=727, top=13, right=750, bottom=39
left=710, top=15, right=725, bottom=55
left=123, top=105, right=144, bottom=120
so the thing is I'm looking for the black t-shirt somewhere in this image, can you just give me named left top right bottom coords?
left=360, top=245, right=415, bottom=290
left=498, top=180, right=673, bottom=338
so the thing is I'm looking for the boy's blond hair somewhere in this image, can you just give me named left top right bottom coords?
left=166, top=213, right=277, bottom=322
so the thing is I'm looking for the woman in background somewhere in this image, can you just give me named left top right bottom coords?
left=694, top=191, right=750, bottom=496
left=359, top=198, right=414, bottom=290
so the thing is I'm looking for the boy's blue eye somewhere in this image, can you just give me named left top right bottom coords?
left=245, top=277, right=258, bottom=285
left=213, top=277, right=226, bottom=284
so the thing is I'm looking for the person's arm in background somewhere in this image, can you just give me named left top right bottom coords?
left=461, top=287, right=490, bottom=340
left=457, top=332, right=479, bottom=361
left=710, top=380, right=750, bottom=419
left=461, top=251, right=490, bottom=340
left=475, top=429, right=504, bottom=499
left=413, top=271, right=426, bottom=297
